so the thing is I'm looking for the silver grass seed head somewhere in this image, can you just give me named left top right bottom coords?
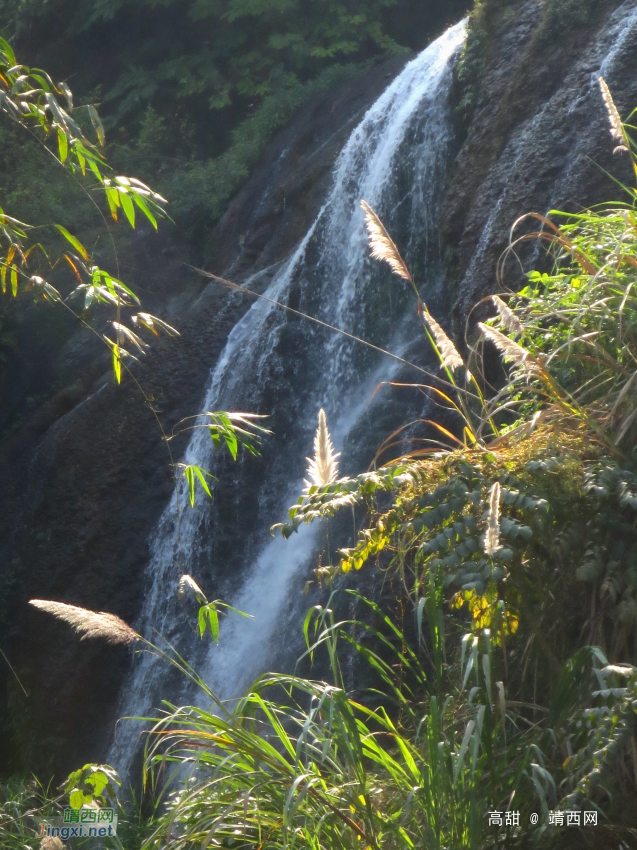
left=423, top=310, right=464, bottom=372
left=360, top=200, right=412, bottom=282
left=178, top=574, right=207, bottom=603
left=492, top=295, right=523, bottom=336
left=478, top=323, right=539, bottom=374
left=305, top=408, right=340, bottom=490
left=599, top=76, right=629, bottom=154
left=483, top=481, right=502, bottom=556
left=29, top=600, right=139, bottom=645
left=40, top=839, right=67, bottom=850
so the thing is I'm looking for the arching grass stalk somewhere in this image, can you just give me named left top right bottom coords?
left=27, top=599, right=239, bottom=718
left=360, top=199, right=499, bottom=448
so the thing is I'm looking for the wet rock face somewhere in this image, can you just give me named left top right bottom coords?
left=2, top=0, right=637, bottom=778
left=442, top=0, right=637, bottom=323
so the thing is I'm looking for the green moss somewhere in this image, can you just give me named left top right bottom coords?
left=454, top=0, right=510, bottom=129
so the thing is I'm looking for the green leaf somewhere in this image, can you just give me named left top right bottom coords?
left=59, top=81, right=73, bottom=110
left=105, top=187, right=119, bottom=220
left=132, top=192, right=158, bottom=230
left=69, top=789, right=92, bottom=809
left=88, top=156, right=103, bottom=184
left=87, top=104, right=105, bottom=145
left=112, top=343, right=121, bottom=384
left=55, top=225, right=89, bottom=260
left=207, top=604, right=219, bottom=642
left=0, top=37, right=16, bottom=66
left=119, top=189, right=136, bottom=228
left=194, top=466, right=213, bottom=498
left=182, top=465, right=215, bottom=507
left=10, top=265, right=17, bottom=297
left=57, top=127, right=68, bottom=162
left=185, top=465, right=195, bottom=507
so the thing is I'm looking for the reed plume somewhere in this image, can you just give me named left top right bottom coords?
left=178, top=574, right=207, bottom=604
left=599, top=77, right=629, bottom=154
left=360, top=200, right=412, bottom=282
left=492, top=295, right=523, bottom=336
left=478, top=323, right=539, bottom=374
left=422, top=309, right=463, bottom=372
left=29, top=600, right=139, bottom=645
left=40, top=839, right=66, bottom=850
left=483, top=482, right=502, bottom=556
left=305, top=409, right=340, bottom=490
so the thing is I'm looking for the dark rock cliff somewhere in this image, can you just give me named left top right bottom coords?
left=2, top=0, right=637, bottom=777
left=443, top=0, right=636, bottom=321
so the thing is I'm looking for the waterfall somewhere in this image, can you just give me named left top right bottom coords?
left=456, top=0, right=637, bottom=310
left=109, top=19, right=467, bottom=778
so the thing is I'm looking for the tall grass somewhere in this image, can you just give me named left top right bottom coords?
left=140, top=590, right=541, bottom=850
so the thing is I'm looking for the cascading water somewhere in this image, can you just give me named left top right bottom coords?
left=457, top=0, right=637, bottom=308
left=109, top=19, right=467, bottom=778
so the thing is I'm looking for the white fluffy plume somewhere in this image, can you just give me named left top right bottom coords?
left=422, top=310, right=463, bottom=372
left=360, top=200, right=412, bottom=282
left=305, top=409, right=340, bottom=490
left=492, top=295, right=523, bottom=336
left=478, top=323, right=539, bottom=374
left=483, top=482, right=502, bottom=556
left=29, top=600, right=139, bottom=645
left=599, top=76, right=629, bottom=154
left=178, top=574, right=207, bottom=603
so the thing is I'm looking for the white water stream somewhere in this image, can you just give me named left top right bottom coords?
left=109, top=19, right=467, bottom=778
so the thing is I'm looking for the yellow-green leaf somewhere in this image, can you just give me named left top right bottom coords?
left=112, top=343, right=121, bottom=384
left=119, top=189, right=135, bottom=228
left=55, top=225, right=88, bottom=260
left=57, top=127, right=68, bottom=162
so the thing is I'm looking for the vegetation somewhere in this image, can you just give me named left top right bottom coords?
left=4, top=4, right=637, bottom=850
left=0, top=0, right=471, bottom=253
left=5, top=75, right=637, bottom=850
left=139, top=80, right=637, bottom=847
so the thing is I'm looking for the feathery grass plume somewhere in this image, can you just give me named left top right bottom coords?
left=483, top=482, right=502, bottom=556
left=360, top=200, right=412, bottom=282
left=422, top=309, right=463, bottom=372
left=305, top=409, right=340, bottom=490
left=40, top=839, right=66, bottom=850
left=492, top=295, right=523, bottom=336
left=178, top=574, right=207, bottom=604
left=28, top=600, right=139, bottom=645
left=478, top=322, right=539, bottom=374
left=599, top=76, right=629, bottom=154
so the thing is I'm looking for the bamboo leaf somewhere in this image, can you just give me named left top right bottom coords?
left=119, top=189, right=136, bottom=227
left=112, top=343, right=121, bottom=384
left=57, top=127, right=68, bottom=162
left=87, top=104, right=105, bottom=145
left=55, top=225, right=89, bottom=260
